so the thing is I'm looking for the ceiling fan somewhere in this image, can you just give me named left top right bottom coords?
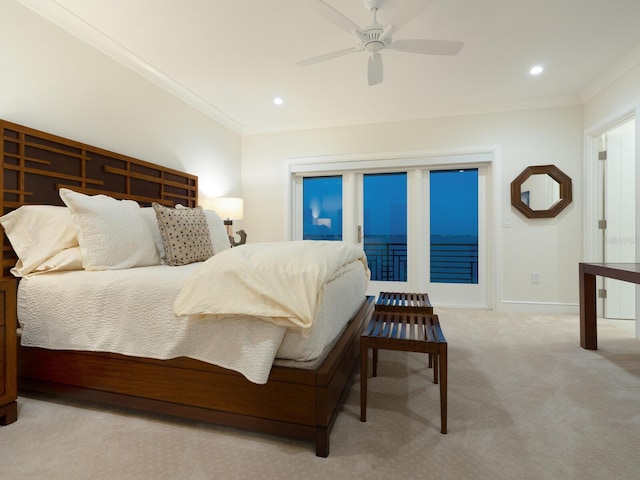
left=297, top=0, right=463, bottom=86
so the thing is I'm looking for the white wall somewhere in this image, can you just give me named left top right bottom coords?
left=242, top=105, right=584, bottom=311
left=0, top=0, right=241, bottom=200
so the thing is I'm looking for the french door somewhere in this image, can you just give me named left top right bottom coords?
left=427, top=168, right=486, bottom=307
left=295, top=163, right=489, bottom=308
left=360, top=172, right=408, bottom=286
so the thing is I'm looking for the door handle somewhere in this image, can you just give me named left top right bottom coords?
left=357, top=225, right=362, bottom=243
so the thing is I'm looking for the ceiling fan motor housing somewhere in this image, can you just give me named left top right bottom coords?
left=359, top=26, right=391, bottom=52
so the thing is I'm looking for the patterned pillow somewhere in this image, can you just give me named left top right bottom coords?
left=152, top=203, right=214, bottom=266
left=175, top=204, right=231, bottom=254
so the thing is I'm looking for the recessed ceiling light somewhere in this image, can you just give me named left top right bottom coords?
left=273, top=96, right=284, bottom=105
left=530, top=65, right=544, bottom=75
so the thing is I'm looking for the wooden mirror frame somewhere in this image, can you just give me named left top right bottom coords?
left=510, top=164, right=572, bottom=219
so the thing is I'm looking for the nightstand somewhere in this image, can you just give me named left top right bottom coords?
left=0, top=278, right=17, bottom=426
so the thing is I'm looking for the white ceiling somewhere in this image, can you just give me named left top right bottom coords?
left=17, top=0, right=640, bottom=135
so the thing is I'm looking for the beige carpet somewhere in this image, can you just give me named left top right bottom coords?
left=2, top=308, right=640, bottom=480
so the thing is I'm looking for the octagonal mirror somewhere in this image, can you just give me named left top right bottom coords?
left=510, top=165, right=572, bottom=218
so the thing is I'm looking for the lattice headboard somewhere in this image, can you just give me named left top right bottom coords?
left=0, top=119, right=198, bottom=277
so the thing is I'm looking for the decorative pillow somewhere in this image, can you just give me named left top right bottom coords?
left=175, top=204, right=231, bottom=254
left=59, top=188, right=160, bottom=270
left=0, top=205, right=79, bottom=277
left=152, top=203, right=214, bottom=266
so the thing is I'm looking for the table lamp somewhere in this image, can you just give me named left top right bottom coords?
left=210, top=197, right=246, bottom=246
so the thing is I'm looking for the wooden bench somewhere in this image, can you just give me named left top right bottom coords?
left=375, top=291, right=433, bottom=314
left=360, top=292, right=447, bottom=434
left=374, top=291, right=435, bottom=369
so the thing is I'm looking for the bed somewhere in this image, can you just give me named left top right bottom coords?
left=0, top=119, right=373, bottom=456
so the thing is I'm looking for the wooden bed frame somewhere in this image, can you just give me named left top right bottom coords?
left=1, top=120, right=373, bottom=456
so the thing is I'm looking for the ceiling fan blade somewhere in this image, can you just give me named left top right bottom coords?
left=296, top=47, right=361, bottom=67
left=387, top=0, right=434, bottom=32
left=368, top=52, right=383, bottom=86
left=388, top=39, right=464, bottom=56
left=311, top=0, right=364, bottom=36
left=379, top=24, right=395, bottom=43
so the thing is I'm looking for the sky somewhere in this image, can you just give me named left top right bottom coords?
left=430, top=169, right=478, bottom=237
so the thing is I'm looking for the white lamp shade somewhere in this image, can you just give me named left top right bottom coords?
left=210, top=197, right=243, bottom=220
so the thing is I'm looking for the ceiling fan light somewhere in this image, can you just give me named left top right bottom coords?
left=365, top=40, right=385, bottom=52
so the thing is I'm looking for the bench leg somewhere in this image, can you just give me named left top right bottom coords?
left=372, top=347, right=378, bottom=377
left=432, top=350, right=439, bottom=384
left=439, top=343, right=448, bottom=434
left=360, top=340, right=368, bottom=422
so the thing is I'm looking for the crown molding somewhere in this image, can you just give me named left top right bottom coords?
left=579, top=42, right=640, bottom=103
left=17, top=0, right=244, bottom=134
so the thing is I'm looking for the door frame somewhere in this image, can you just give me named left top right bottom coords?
left=288, top=145, right=502, bottom=310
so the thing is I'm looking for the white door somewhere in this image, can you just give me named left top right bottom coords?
left=426, top=167, right=488, bottom=308
left=357, top=171, right=410, bottom=294
left=602, top=118, right=636, bottom=319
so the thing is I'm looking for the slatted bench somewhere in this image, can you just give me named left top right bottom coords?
left=375, top=291, right=433, bottom=314
left=360, top=292, right=447, bottom=434
left=374, top=291, right=435, bottom=370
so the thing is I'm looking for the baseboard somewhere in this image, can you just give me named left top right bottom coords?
left=498, top=300, right=579, bottom=315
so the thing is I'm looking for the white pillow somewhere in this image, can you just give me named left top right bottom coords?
left=59, top=188, right=160, bottom=270
left=204, top=210, right=232, bottom=254
left=0, top=205, right=79, bottom=277
left=140, top=207, right=166, bottom=263
left=31, top=246, right=84, bottom=275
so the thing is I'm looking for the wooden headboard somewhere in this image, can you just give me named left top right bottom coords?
left=0, top=119, right=198, bottom=277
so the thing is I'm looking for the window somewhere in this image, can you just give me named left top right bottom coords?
left=303, top=176, right=342, bottom=240
left=429, top=169, right=478, bottom=284
left=363, top=172, right=407, bottom=281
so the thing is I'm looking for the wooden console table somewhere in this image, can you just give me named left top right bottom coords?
left=579, top=262, right=640, bottom=350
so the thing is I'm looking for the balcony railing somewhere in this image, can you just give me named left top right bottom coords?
left=431, top=242, right=478, bottom=284
left=364, top=242, right=408, bottom=282
left=364, top=240, right=478, bottom=284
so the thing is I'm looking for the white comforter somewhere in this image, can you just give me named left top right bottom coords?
left=19, top=241, right=369, bottom=385
left=174, top=241, right=369, bottom=331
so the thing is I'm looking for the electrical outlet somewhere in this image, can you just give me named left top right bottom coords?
left=531, top=272, right=540, bottom=284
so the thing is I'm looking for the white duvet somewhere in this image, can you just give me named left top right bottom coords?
left=174, top=241, right=369, bottom=331
left=18, top=241, right=369, bottom=384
